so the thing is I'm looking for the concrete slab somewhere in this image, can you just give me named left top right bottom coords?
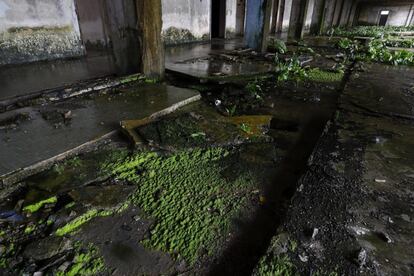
left=0, top=52, right=117, bottom=101
left=165, top=39, right=274, bottom=79
left=0, top=84, right=200, bottom=176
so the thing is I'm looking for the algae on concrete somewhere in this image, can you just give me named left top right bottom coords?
left=105, top=148, right=257, bottom=264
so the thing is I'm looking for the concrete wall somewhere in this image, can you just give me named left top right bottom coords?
left=0, top=0, right=84, bottom=65
left=357, top=3, right=414, bottom=26
left=226, top=0, right=238, bottom=37
left=161, top=0, right=211, bottom=45
left=303, top=0, right=315, bottom=33
left=75, top=0, right=109, bottom=49
left=235, top=0, right=246, bottom=35
left=281, top=0, right=293, bottom=32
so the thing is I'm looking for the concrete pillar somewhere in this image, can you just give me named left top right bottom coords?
left=332, top=0, right=343, bottom=27
left=104, top=0, right=141, bottom=75
left=103, top=0, right=164, bottom=78
left=270, top=0, right=280, bottom=33
left=276, top=0, right=285, bottom=33
left=288, top=0, right=308, bottom=40
left=303, top=0, right=315, bottom=35
left=322, top=0, right=336, bottom=32
left=236, top=0, right=246, bottom=36
left=136, top=0, right=164, bottom=78
left=281, top=0, right=293, bottom=33
left=309, top=0, right=325, bottom=35
left=347, top=1, right=359, bottom=27
left=244, top=0, right=272, bottom=52
left=339, top=0, right=352, bottom=27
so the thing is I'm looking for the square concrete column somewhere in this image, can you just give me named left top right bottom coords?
left=288, top=0, right=308, bottom=40
left=309, top=0, right=326, bottom=35
left=244, top=0, right=273, bottom=52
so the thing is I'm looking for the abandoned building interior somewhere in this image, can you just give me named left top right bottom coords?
left=1, top=0, right=414, bottom=275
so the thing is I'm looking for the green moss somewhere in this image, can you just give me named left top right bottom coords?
left=23, top=196, right=57, bottom=213
left=105, top=148, right=256, bottom=264
left=57, top=246, right=104, bottom=276
left=254, top=255, right=297, bottom=276
left=119, top=74, right=158, bottom=85
left=307, top=69, right=344, bottom=83
left=55, top=209, right=113, bottom=236
left=24, top=225, right=36, bottom=235
left=64, top=202, right=76, bottom=209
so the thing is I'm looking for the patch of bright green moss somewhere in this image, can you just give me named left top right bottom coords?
left=24, top=225, right=36, bottom=235
left=57, top=246, right=104, bottom=276
left=254, top=255, right=297, bottom=276
left=307, top=69, right=344, bottom=83
left=105, top=148, right=256, bottom=264
left=55, top=209, right=113, bottom=236
left=23, top=196, right=57, bottom=213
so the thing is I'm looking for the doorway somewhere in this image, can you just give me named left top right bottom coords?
left=211, top=0, right=226, bottom=38
left=379, top=10, right=390, bottom=26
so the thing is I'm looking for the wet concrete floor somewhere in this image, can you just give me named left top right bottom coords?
left=0, top=52, right=117, bottom=100
left=165, top=39, right=274, bottom=79
left=259, top=62, right=414, bottom=275
left=0, top=84, right=199, bottom=176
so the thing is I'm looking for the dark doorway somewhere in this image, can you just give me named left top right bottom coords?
left=211, top=0, right=226, bottom=38
left=379, top=10, right=389, bottom=26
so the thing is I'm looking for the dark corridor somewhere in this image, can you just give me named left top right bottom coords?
left=211, top=0, right=226, bottom=38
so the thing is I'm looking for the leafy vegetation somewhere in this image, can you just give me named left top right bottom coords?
left=330, top=26, right=414, bottom=38
left=104, top=148, right=256, bottom=264
left=240, top=123, right=253, bottom=134
left=336, top=36, right=414, bottom=66
left=365, top=39, right=414, bottom=65
left=277, top=57, right=308, bottom=82
left=269, top=38, right=288, bottom=54
left=246, top=78, right=264, bottom=100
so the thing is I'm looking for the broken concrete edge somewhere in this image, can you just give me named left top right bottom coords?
left=0, top=131, right=118, bottom=188
left=121, top=94, right=202, bottom=145
left=166, top=68, right=275, bottom=84
left=0, top=93, right=202, bottom=187
left=0, top=73, right=146, bottom=114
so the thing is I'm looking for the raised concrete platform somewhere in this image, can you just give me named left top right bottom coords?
left=0, top=84, right=200, bottom=177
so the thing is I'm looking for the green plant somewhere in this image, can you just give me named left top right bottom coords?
left=366, top=39, right=414, bottom=65
left=240, top=123, right=253, bottom=134
left=277, top=57, right=308, bottom=82
left=225, top=105, right=237, bottom=116
left=246, top=79, right=264, bottom=100
left=269, top=38, right=287, bottom=54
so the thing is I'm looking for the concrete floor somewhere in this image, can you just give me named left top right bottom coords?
left=0, top=84, right=199, bottom=176
left=165, top=39, right=274, bottom=79
left=0, top=51, right=117, bottom=101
